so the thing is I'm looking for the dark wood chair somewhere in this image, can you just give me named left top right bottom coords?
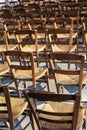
left=24, top=90, right=86, bottom=130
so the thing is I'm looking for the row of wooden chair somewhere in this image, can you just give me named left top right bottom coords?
left=0, top=81, right=86, bottom=128
left=0, top=49, right=86, bottom=129
left=3, top=50, right=87, bottom=96
left=0, top=50, right=87, bottom=130
left=0, top=1, right=87, bottom=130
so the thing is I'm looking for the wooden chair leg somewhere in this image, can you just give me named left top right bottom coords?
left=29, top=113, right=35, bottom=130
left=46, top=70, right=50, bottom=92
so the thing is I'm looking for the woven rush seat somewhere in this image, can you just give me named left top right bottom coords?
left=21, top=44, right=46, bottom=52
left=55, top=70, right=87, bottom=85
left=0, top=96, right=28, bottom=119
left=48, top=28, right=77, bottom=54
left=41, top=102, right=86, bottom=130
left=0, top=64, right=9, bottom=76
left=51, top=44, right=77, bottom=53
left=15, top=67, right=48, bottom=80
left=58, top=32, right=77, bottom=39
left=5, top=51, right=50, bottom=96
left=24, top=91, right=85, bottom=130
left=8, top=34, right=28, bottom=40
left=0, top=44, right=18, bottom=51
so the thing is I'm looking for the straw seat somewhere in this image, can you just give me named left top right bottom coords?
left=0, top=86, right=29, bottom=130
left=5, top=51, right=50, bottom=96
left=49, top=52, right=85, bottom=94
left=24, top=90, right=86, bottom=130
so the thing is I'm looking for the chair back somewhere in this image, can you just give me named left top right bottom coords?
left=47, top=28, right=74, bottom=53
left=4, top=51, right=35, bottom=81
left=15, top=29, right=38, bottom=51
left=27, top=18, right=46, bottom=43
left=24, top=90, right=81, bottom=130
left=49, top=52, right=84, bottom=94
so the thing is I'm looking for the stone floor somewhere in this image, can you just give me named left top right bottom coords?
left=0, top=76, right=87, bottom=130
left=0, top=59, right=87, bottom=130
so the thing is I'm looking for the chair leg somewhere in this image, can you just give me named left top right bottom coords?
left=14, top=79, right=21, bottom=97
left=30, top=113, right=35, bottom=130
left=46, top=70, right=50, bottom=92
left=45, top=48, right=49, bottom=67
left=9, top=119, right=15, bottom=130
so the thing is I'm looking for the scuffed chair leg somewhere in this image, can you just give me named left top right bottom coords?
left=29, top=112, right=35, bottom=130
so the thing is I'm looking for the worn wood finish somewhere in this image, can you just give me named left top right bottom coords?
left=0, top=86, right=28, bottom=130
left=49, top=52, right=85, bottom=94
left=3, top=20, right=21, bottom=50
left=15, top=29, right=47, bottom=67
left=5, top=51, right=50, bottom=96
left=47, top=28, right=77, bottom=54
left=24, top=90, right=86, bottom=130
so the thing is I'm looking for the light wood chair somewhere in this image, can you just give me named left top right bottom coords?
left=24, top=90, right=86, bottom=130
left=3, top=20, right=21, bottom=50
left=81, top=27, right=87, bottom=69
left=62, top=9, right=82, bottom=45
left=27, top=18, right=49, bottom=66
left=15, top=29, right=48, bottom=67
left=48, top=52, right=87, bottom=95
left=27, top=18, right=46, bottom=43
left=54, top=17, right=78, bottom=43
left=0, top=31, right=10, bottom=83
left=47, top=28, right=77, bottom=54
left=0, top=86, right=28, bottom=130
left=5, top=51, right=50, bottom=96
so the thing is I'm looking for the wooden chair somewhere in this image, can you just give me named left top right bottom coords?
left=0, top=31, right=10, bottom=83
left=80, top=3, right=87, bottom=18
left=12, top=5, right=26, bottom=20
left=3, top=20, right=21, bottom=50
left=47, top=28, right=77, bottom=54
left=54, top=17, right=78, bottom=41
left=43, top=1, right=60, bottom=19
left=27, top=18, right=49, bottom=66
left=0, top=86, right=28, bottom=130
left=0, top=10, right=13, bottom=21
left=76, top=18, right=87, bottom=59
left=48, top=52, right=87, bottom=95
left=4, top=51, right=50, bottom=96
left=81, top=28, right=87, bottom=69
left=26, top=3, right=41, bottom=19
left=15, top=29, right=48, bottom=67
left=24, top=90, right=86, bottom=130
left=27, top=18, right=46, bottom=41
left=62, top=9, right=82, bottom=45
